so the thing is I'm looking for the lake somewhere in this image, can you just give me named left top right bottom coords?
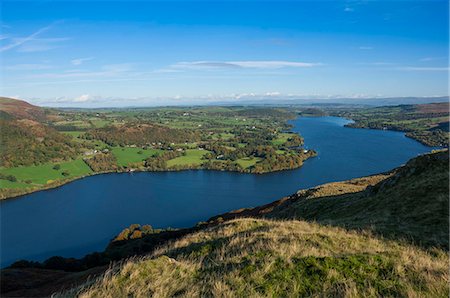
left=0, top=117, right=435, bottom=267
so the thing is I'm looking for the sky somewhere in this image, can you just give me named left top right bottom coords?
left=0, top=0, right=449, bottom=107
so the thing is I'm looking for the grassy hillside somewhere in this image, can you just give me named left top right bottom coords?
left=210, top=150, right=449, bottom=249
left=268, top=150, right=449, bottom=248
left=65, top=218, right=448, bottom=297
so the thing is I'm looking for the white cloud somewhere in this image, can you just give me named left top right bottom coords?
left=73, top=94, right=91, bottom=102
left=71, top=57, right=94, bottom=66
left=171, top=60, right=321, bottom=70
left=359, top=46, right=373, bottom=50
left=344, top=7, right=354, bottom=12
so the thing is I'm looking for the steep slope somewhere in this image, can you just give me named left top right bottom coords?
left=210, top=150, right=449, bottom=249
left=0, top=98, right=80, bottom=167
left=0, top=97, right=47, bottom=122
left=0, top=119, right=80, bottom=167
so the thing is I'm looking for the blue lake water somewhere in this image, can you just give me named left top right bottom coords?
left=0, top=117, right=435, bottom=267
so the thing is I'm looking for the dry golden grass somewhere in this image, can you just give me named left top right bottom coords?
left=294, top=173, right=391, bottom=199
left=63, top=218, right=449, bottom=298
left=266, top=150, right=449, bottom=249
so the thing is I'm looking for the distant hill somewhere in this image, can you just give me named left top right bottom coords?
left=415, top=102, right=449, bottom=115
left=328, top=102, right=450, bottom=146
left=2, top=151, right=448, bottom=297
left=0, top=97, right=79, bottom=167
left=0, top=97, right=47, bottom=121
left=0, top=119, right=80, bottom=167
left=214, top=96, right=450, bottom=107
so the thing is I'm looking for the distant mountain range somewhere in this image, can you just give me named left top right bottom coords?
left=217, top=96, right=450, bottom=107
left=3, top=95, right=449, bottom=109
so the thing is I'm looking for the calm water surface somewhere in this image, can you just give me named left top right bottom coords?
left=0, top=117, right=434, bottom=266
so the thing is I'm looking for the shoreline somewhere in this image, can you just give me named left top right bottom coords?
left=1, top=115, right=440, bottom=201
left=0, top=152, right=316, bottom=201
left=343, top=123, right=447, bottom=147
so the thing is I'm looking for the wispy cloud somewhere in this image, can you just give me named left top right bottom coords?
left=171, top=60, right=321, bottom=70
left=359, top=62, right=396, bottom=66
left=5, top=63, right=54, bottom=71
left=344, top=7, right=354, bottom=12
left=398, top=66, right=449, bottom=71
left=29, top=63, right=134, bottom=79
left=0, top=21, right=68, bottom=53
left=71, top=57, right=94, bottom=66
left=358, top=46, right=373, bottom=50
left=419, top=56, right=447, bottom=62
left=1, top=23, right=52, bottom=52
left=16, top=37, right=70, bottom=53
left=153, top=68, right=184, bottom=74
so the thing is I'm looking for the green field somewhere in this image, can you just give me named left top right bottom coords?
left=111, top=147, right=162, bottom=167
left=236, top=157, right=261, bottom=169
left=0, top=158, right=93, bottom=188
left=271, top=133, right=294, bottom=145
left=167, top=149, right=209, bottom=167
left=0, top=180, right=31, bottom=189
left=90, top=119, right=111, bottom=128
left=54, top=120, right=92, bottom=129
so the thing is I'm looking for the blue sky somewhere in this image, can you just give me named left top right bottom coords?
left=0, top=0, right=448, bottom=106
